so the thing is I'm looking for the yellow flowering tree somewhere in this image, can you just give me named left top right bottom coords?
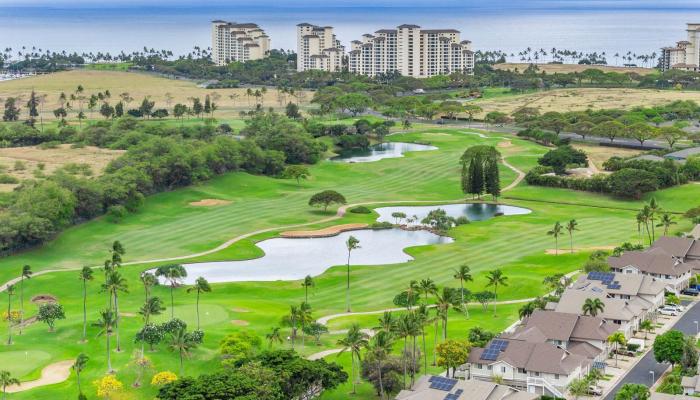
left=151, top=371, right=178, bottom=386
left=93, top=375, right=123, bottom=399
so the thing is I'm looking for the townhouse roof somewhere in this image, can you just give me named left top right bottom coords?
left=608, top=247, right=692, bottom=277
left=690, top=224, right=700, bottom=240
left=506, top=310, right=618, bottom=343
left=652, top=236, right=695, bottom=257
left=682, top=375, right=700, bottom=393
left=468, top=339, right=590, bottom=375
left=396, top=375, right=538, bottom=400
left=554, top=288, right=640, bottom=321
left=666, top=147, right=700, bottom=160
left=573, top=273, right=665, bottom=297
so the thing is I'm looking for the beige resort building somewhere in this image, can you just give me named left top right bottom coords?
left=296, top=23, right=345, bottom=72
left=211, top=20, right=271, bottom=66
left=348, top=24, right=474, bottom=78
left=660, top=23, right=700, bottom=72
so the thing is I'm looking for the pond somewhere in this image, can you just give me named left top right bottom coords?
left=374, top=203, right=531, bottom=225
left=174, top=229, right=453, bottom=284
left=330, top=142, right=437, bottom=163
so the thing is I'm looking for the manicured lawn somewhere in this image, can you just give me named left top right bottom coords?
left=0, top=127, right=695, bottom=399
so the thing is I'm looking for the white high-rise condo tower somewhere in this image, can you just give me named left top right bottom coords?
left=211, top=20, right=271, bottom=66
left=296, top=23, right=345, bottom=72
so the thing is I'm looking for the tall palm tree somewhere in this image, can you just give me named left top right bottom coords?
left=72, top=353, right=89, bottom=396
left=367, top=330, right=394, bottom=399
left=404, top=280, right=420, bottom=311
left=101, top=270, right=128, bottom=352
left=548, top=221, right=563, bottom=255
left=187, top=277, right=211, bottom=331
left=168, top=327, right=197, bottom=376
left=337, top=324, right=369, bottom=394
left=416, top=304, right=431, bottom=374
left=648, top=198, right=661, bottom=242
left=0, top=371, right=19, bottom=400
left=297, top=302, right=313, bottom=348
left=375, top=311, right=396, bottom=334
left=566, top=220, right=578, bottom=254
left=453, top=265, right=473, bottom=317
left=486, top=269, right=508, bottom=316
left=79, top=266, right=94, bottom=342
left=302, top=275, right=315, bottom=303
left=140, top=272, right=157, bottom=302
left=345, top=236, right=360, bottom=312
left=284, top=305, right=299, bottom=349
left=607, top=332, right=626, bottom=367
left=94, top=309, right=116, bottom=373
left=394, top=313, right=412, bottom=389
left=266, top=327, right=283, bottom=348
left=5, top=285, right=14, bottom=345
left=419, top=278, right=437, bottom=305
left=582, top=298, right=605, bottom=317
left=657, top=213, right=676, bottom=236
left=18, top=265, right=31, bottom=335
left=155, top=264, right=188, bottom=318
left=519, top=302, right=536, bottom=319
left=635, top=212, right=645, bottom=245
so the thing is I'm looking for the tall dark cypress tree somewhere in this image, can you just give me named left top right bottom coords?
left=468, top=154, right=484, bottom=198
left=485, top=158, right=501, bottom=200
left=27, top=90, right=39, bottom=127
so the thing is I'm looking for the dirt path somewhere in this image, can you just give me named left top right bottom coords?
left=501, top=158, right=526, bottom=192
left=307, top=348, right=344, bottom=360
left=6, top=360, right=73, bottom=393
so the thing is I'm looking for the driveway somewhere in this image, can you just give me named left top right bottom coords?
left=603, top=300, right=699, bottom=399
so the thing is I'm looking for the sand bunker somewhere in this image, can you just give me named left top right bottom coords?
left=545, top=246, right=615, bottom=255
left=31, top=294, right=57, bottom=304
left=280, top=223, right=368, bottom=238
left=231, top=320, right=250, bottom=326
left=189, top=199, right=232, bottom=207
left=6, top=360, right=73, bottom=393
left=498, top=140, right=513, bottom=148
left=231, top=307, right=250, bottom=313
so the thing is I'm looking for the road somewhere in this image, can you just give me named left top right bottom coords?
left=603, top=300, right=698, bottom=399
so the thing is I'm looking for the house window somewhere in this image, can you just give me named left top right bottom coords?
left=488, top=365, right=492, bottom=371
left=502, top=367, right=507, bottom=373
left=555, top=374, right=560, bottom=380
left=518, top=368, right=526, bottom=374
left=534, top=372, right=540, bottom=377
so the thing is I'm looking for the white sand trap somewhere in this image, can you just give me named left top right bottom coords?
left=498, top=140, right=513, bottom=148
left=189, top=199, right=231, bottom=207
left=231, top=320, right=250, bottom=326
left=6, top=360, right=73, bottom=393
left=545, top=246, right=615, bottom=255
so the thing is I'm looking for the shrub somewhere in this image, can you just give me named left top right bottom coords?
left=0, top=174, right=18, bottom=184
left=370, top=222, right=393, bottom=229
left=151, top=371, right=178, bottom=386
left=106, top=205, right=128, bottom=223
left=626, top=343, right=640, bottom=352
left=349, top=206, right=371, bottom=214
left=454, top=216, right=470, bottom=225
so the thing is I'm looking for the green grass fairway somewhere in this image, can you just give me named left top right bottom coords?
left=0, top=127, right=698, bottom=399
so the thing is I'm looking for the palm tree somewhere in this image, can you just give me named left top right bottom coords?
left=168, top=327, right=197, bottom=376
left=5, top=285, right=14, bottom=345
left=548, top=221, right=563, bottom=255
left=302, top=275, right=315, bottom=303
left=607, top=332, right=626, bottom=367
left=566, top=220, right=578, bottom=254
left=140, top=272, right=157, bottom=302
left=657, top=213, right=676, bottom=236
left=435, top=287, right=456, bottom=340
left=187, top=277, right=211, bottom=331
left=453, top=265, right=473, bottom=317
left=404, top=280, right=420, bottom=311
left=395, top=314, right=414, bottom=389
left=367, top=330, right=394, bottom=399
left=419, top=278, right=437, bottom=305
left=648, top=198, right=661, bottom=242
left=337, top=324, right=369, bottom=395
left=94, top=309, right=116, bottom=373
left=72, top=353, right=89, bottom=396
left=582, top=298, right=605, bottom=317
left=284, top=305, right=299, bottom=349
left=266, top=327, right=283, bottom=348
left=345, top=236, right=360, bottom=312
left=297, top=302, right=313, bottom=348
left=79, top=266, right=94, bottom=342
left=18, top=265, right=31, bottom=335
left=640, top=205, right=653, bottom=245
left=635, top=212, right=645, bottom=245
left=416, top=304, right=431, bottom=374
left=101, top=270, right=128, bottom=352
left=375, top=311, right=397, bottom=334
left=0, top=370, right=19, bottom=400
left=155, top=264, right=188, bottom=318
left=519, top=302, right=536, bottom=319
left=486, top=269, right=508, bottom=316
left=639, top=319, right=654, bottom=341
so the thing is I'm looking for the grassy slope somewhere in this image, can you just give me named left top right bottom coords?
left=1, top=128, right=698, bottom=399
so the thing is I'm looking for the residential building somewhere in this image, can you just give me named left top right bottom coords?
left=682, top=370, right=700, bottom=395
left=296, top=23, right=345, bottom=72
left=396, top=375, right=538, bottom=400
left=211, top=20, right=271, bottom=66
left=466, top=338, right=591, bottom=398
left=348, top=24, right=474, bottom=78
left=665, top=147, right=700, bottom=162
left=660, top=23, right=700, bottom=72
left=608, top=236, right=699, bottom=293
left=502, top=310, right=619, bottom=366
left=651, top=394, right=697, bottom=400
left=574, top=272, right=666, bottom=311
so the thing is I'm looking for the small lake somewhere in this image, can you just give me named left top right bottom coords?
left=175, top=229, right=453, bottom=284
left=330, top=142, right=437, bottom=163
left=375, top=203, right=531, bottom=225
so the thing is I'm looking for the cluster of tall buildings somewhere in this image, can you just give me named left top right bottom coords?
left=660, top=23, right=700, bottom=72
left=211, top=20, right=474, bottom=78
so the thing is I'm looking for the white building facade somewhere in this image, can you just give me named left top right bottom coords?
left=211, top=20, right=271, bottom=66
left=660, top=23, right=700, bottom=72
left=348, top=24, right=474, bottom=78
left=296, top=23, right=345, bottom=72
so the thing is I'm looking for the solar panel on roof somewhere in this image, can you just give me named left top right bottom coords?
left=489, top=339, right=509, bottom=351
left=429, top=377, right=457, bottom=391
left=444, top=389, right=464, bottom=400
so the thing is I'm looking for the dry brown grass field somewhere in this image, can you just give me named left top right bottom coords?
left=493, top=63, right=655, bottom=75
left=475, top=88, right=700, bottom=117
left=0, top=70, right=312, bottom=119
left=0, top=144, right=124, bottom=191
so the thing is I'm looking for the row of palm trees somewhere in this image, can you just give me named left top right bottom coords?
left=636, top=198, right=676, bottom=246
left=547, top=219, right=579, bottom=255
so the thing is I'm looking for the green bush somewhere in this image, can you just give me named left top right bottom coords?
left=370, top=222, right=393, bottom=230
left=0, top=174, right=19, bottom=184
left=106, top=205, right=128, bottom=223
left=626, top=343, right=640, bottom=352
left=349, top=206, right=371, bottom=214
left=454, top=216, right=470, bottom=225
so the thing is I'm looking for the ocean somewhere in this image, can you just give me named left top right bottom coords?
left=1, top=1, right=700, bottom=61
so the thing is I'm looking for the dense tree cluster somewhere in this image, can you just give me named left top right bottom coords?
left=460, top=145, right=501, bottom=199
